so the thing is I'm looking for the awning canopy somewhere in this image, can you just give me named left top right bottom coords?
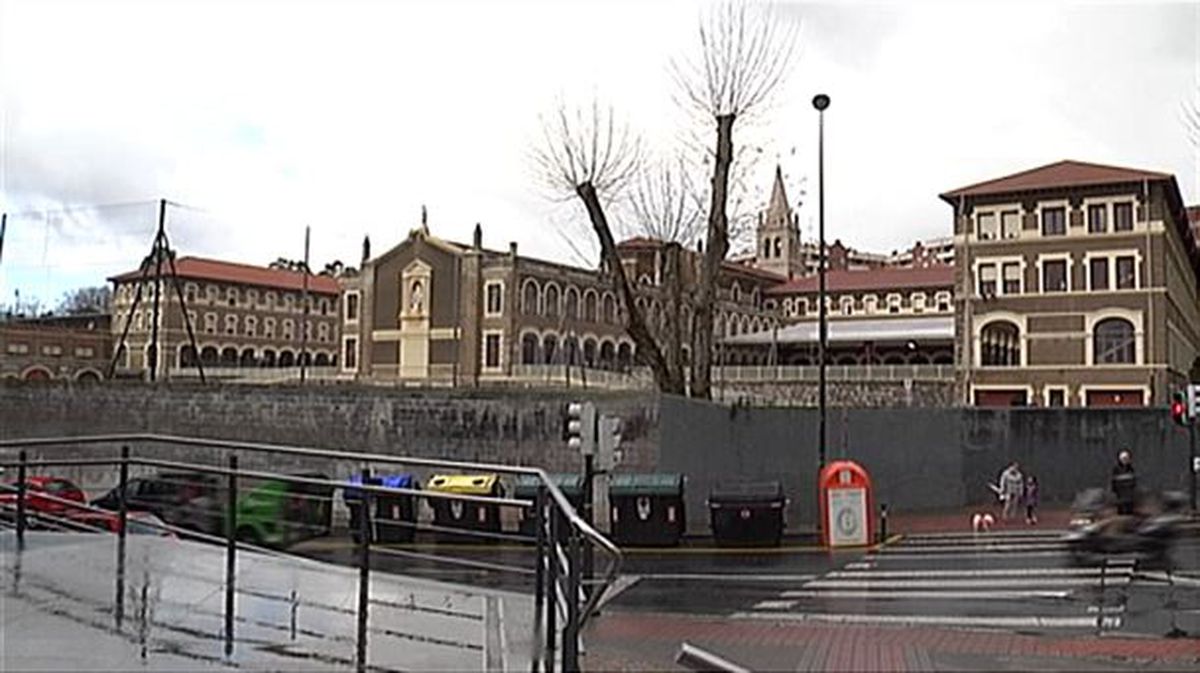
left=723, top=316, right=955, bottom=346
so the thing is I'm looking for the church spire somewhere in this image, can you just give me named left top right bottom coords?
left=766, top=164, right=790, bottom=224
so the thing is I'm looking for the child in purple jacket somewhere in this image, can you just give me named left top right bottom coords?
left=1024, top=474, right=1039, bottom=525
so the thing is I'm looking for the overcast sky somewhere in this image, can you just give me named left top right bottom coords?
left=1, top=0, right=1198, bottom=307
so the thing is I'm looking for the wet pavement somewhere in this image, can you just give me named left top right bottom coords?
left=1, top=532, right=532, bottom=671
left=607, top=530, right=1200, bottom=639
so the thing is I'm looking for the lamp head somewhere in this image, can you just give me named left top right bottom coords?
left=812, top=94, right=831, bottom=111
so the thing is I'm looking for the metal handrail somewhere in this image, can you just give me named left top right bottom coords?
left=0, top=433, right=622, bottom=671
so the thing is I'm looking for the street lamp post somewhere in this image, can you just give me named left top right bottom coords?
left=813, top=93, right=830, bottom=474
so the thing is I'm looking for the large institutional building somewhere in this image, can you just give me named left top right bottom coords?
left=108, top=257, right=341, bottom=378
left=6, top=158, right=1198, bottom=408
left=943, top=160, right=1200, bottom=407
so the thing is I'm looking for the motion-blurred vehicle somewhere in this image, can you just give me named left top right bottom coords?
left=93, top=471, right=332, bottom=549
left=233, top=473, right=333, bottom=548
left=1064, top=488, right=1186, bottom=565
left=92, top=472, right=221, bottom=533
left=0, top=476, right=88, bottom=522
left=68, top=510, right=177, bottom=538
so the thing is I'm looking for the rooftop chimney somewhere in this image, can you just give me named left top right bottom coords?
left=509, top=241, right=518, bottom=257
left=473, top=223, right=482, bottom=249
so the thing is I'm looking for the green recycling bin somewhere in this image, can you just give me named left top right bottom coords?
left=610, top=473, right=685, bottom=547
left=514, top=473, right=584, bottom=538
left=708, top=480, right=785, bottom=547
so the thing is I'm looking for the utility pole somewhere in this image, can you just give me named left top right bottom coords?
left=300, top=226, right=310, bottom=385
left=0, top=212, right=7, bottom=270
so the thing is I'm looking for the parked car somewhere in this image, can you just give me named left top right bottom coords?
left=68, top=510, right=177, bottom=538
left=233, top=474, right=333, bottom=548
left=0, top=476, right=88, bottom=523
left=92, top=472, right=222, bottom=535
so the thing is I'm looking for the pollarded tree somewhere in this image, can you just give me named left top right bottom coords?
left=532, top=101, right=685, bottom=394
left=672, top=1, right=798, bottom=399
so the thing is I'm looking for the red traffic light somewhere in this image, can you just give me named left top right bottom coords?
left=1171, top=392, right=1188, bottom=425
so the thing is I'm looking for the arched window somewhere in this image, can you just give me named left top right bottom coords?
left=565, top=287, right=579, bottom=320
left=544, top=284, right=560, bottom=317
left=731, top=282, right=742, bottom=303
left=583, top=339, right=597, bottom=367
left=522, top=279, right=540, bottom=315
left=542, top=334, right=558, bottom=364
left=583, top=290, right=598, bottom=322
left=774, top=237, right=782, bottom=258
left=599, top=341, right=615, bottom=369
left=521, top=333, right=539, bottom=364
left=763, top=239, right=771, bottom=259
left=617, top=343, right=633, bottom=370
left=980, top=320, right=1020, bottom=366
left=1094, top=318, right=1135, bottom=364
left=602, top=293, right=616, bottom=324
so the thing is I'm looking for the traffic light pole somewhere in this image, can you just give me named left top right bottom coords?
left=582, top=452, right=595, bottom=601
left=1191, top=419, right=1197, bottom=513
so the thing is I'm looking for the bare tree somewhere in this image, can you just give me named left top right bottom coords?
left=624, top=158, right=705, bottom=244
left=533, top=100, right=685, bottom=394
left=624, top=158, right=706, bottom=390
left=672, top=1, right=798, bottom=399
left=57, top=286, right=112, bottom=315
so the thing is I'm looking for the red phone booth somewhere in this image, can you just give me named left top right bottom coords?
left=819, top=460, right=874, bottom=547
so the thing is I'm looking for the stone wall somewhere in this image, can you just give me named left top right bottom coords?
left=0, top=381, right=660, bottom=476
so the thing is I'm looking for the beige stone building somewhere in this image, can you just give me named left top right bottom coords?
left=942, top=160, right=1200, bottom=407
left=339, top=223, right=780, bottom=385
left=109, top=257, right=341, bottom=378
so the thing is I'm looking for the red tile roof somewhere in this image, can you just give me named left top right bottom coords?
left=940, top=160, right=1171, bottom=201
left=109, top=257, right=340, bottom=294
left=765, top=265, right=955, bottom=295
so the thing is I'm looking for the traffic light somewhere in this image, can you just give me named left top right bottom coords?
left=597, top=416, right=623, bottom=471
left=1171, top=391, right=1188, bottom=426
left=565, top=401, right=596, bottom=455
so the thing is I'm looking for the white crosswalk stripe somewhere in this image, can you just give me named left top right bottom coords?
left=736, top=529, right=1132, bottom=633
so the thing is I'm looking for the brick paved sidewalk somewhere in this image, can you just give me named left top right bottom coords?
left=583, top=611, right=1200, bottom=672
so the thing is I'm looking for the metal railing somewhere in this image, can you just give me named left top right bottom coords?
left=0, top=434, right=621, bottom=672
left=714, top=363, right=955, bottom=382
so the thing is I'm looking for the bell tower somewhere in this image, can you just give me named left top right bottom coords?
left=756, top=165, right=803, bottom=278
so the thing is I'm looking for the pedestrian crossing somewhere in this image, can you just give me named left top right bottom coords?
left=732, top=530, right=1134, bottom=632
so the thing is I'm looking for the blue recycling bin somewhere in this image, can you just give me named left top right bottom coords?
left=344, top=473, right=419, bottom=543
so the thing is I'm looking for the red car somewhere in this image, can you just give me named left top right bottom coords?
left=0, top=476, right=88, bottom=520
left=69, top=510, right=177, bottom=538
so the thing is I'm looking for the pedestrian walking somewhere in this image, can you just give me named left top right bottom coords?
left=998, top=461, right=1024, bottom=521
left=1110, top=450, right=1137, bottom=516
left=1023, top=474, right=1039, bottom=525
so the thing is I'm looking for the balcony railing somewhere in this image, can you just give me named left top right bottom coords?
left=169, top=366, right=345, bottom=384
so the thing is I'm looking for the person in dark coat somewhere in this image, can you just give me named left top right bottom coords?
left=1110, top=450, right=1137, bottom=515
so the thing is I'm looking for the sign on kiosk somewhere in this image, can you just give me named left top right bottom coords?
left=819, top=460, right=874, bottom=547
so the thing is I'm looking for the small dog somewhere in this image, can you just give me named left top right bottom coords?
left=971, top=512, right=995, bottom=533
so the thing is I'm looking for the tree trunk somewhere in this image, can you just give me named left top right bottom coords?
left=576, top=182, right=682, bottom=395
left=690, top=113, right=735, bottom=400
left=662, top=242, right=686, bottom=393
